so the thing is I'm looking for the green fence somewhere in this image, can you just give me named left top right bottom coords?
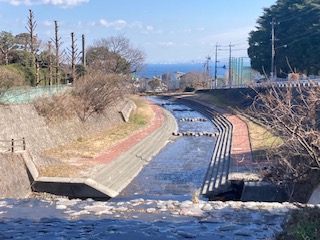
left=230, top=57, right=252, bottom=87
left=0, top=85, right=71, bottom=104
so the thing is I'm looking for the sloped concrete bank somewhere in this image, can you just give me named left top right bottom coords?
left=29, top=107, right=177, bottom=199
left=0, top=99, right=134, bottom=198
left=0, top=101, right=125, bottom=157
left=0, top=152, right=32, bottom=198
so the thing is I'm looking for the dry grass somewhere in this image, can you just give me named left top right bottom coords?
left=237, top=114, right=283, bottom=162
left=237, top=114, right=283, bottom=151
left=194, top=92, right=283, bottom=159
left=38, top=163, right=89, bottom=178
left=39, top=95, right=153, bottom=177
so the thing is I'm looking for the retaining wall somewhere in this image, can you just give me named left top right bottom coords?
left=0, top=152, right=32, bottom=198
left=0, top=99, right=130, bottom=197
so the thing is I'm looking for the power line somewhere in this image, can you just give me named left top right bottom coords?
left=277, top=7, right=315, bottom=23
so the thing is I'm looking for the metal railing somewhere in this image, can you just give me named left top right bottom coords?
left=0, top=138, right=26, bottom=152
left=213, top=78, right=320, bottom=89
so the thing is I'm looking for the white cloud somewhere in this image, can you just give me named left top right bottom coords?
left=99, top=19, right=127, bottom=30
left=42, top=19, right=54, bottom=26
left=146, top=25, right=154, bottom=32
left=0, top=0, right=89, bottom=7
left=43, top=0, right=89, bottom=7
left=0, top=0, right=30, bottom=5
left=157, top=41, right=175, bottom=47
left=128, top=21, right=143, bottom=30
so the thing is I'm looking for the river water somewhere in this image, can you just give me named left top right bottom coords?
left=0, top=97, right=295, bottom=239
left=117, top=97, right=216, bottom=200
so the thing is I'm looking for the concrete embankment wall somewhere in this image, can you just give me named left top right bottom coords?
left=0, top=100, right=130, bottom=197
left=0, top=102, right=124, bottom=165
left=0, top=152, right=31, bottom=198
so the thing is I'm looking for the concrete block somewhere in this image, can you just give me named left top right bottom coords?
left=241, top=181, right=288, bottom=202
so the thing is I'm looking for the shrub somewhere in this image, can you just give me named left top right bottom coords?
left=276, top=206, right=320, bottom=240
left=184, top=86, right=196, bottom=92
left=0, top=67, right=24, bottom=101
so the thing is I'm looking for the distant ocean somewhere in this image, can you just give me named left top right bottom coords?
left=136, top=63, right=227, bottom=79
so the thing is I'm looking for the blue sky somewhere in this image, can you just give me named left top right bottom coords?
left=0, top=0, right=276, bottom=63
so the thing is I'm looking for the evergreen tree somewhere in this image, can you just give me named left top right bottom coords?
left=248, top=0, right=320, bottom=77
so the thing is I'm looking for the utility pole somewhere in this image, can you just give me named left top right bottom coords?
left=48, top=41, right=52, bottom=85
left=228, top=42, right=235, bottom=88
left=270, top=17, right=279, bottom=81
left=214, top=44, right=220, bottom=89
left=70, top=32, right=77, bottom=84
left=205, top=55, right=211, bottom=88
left=82, top=34, right=86, bottom=67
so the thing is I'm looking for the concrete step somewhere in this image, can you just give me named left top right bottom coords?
left=173, top=98, right=233, bottom=199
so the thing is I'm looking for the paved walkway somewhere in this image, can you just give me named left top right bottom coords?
left=79, top=95, right=252, bottom=172
left=85, top=100, right=165, bottom=164
left=180, top=96, right=253, bottom=168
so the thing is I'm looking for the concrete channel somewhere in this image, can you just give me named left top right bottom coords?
left=26, top=95, right=287, bottom=201
left=162, top=95, right=288, bottom=202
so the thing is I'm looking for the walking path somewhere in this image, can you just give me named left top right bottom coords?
left=31, top=94, right=255, bottom=199
left=179, top=95, right=254, bottom=170
left=84, top=101, right=165, bottom=164
left=31, top=99, right=178, bottom=199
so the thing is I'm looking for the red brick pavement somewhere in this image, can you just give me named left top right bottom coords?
left=179, top=96, right=253, bottom=167
left=82, top=100, right=164, bottom=164
left=225, top=115, right=253, bottom=167
left=80, top=96, right=253, bottom=169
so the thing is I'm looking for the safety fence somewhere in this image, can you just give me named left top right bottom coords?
left=0, top=138, right=26, bottom=152
left=0, top=85, right=70, bottom=104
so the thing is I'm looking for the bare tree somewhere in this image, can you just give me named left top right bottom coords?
left=0, top=31, right=17, bottom=65
left=52, top=20, right=64, bottom=85
left=71, top=70, right=126, bottom=121
left=247, top=82, right=320, bottom=199
left=66, top=32, right=80, bottom=84
left=86, top=35, right=145, bottom=75
left=26, top=10, right=37, bottom=56
left=26, top=9, right=37, bottom=83
left=25, top=10, right=43, bottom=85
left=179, top=72, right=209, bottom=91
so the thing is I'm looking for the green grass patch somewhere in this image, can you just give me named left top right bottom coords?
left=4, top=63, right=36, bottom=86
left=276, top=207, right=320, bottom=240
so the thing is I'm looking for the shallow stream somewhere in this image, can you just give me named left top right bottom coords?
left=0, top=97, right=293, bottom=239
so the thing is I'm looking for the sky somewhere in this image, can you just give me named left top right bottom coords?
left=0, top=0, right=277, bottom=63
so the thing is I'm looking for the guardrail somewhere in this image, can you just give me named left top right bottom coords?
left=252, top=78, right=320, bottom=88
left=215, top=78, right=320, bottom=89
left=0, top=138, right=26, bottom=152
